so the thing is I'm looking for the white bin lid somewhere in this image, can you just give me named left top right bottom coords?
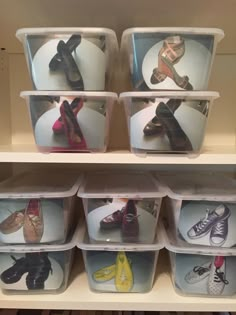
left=0, top=171, right=82, bottom=199
left=16, top=27, right=119, bottom=51
left=162, top=220, right=236, bottom=256
left=157, top=172, right=236, bottom=201
left=120, top=91, right=219, bottom=102
left=121, top=27, right=225, bottom=49
left=0, top=221, right=80, bottom=253
left=77, top=171, right=167, bottom=199
left=77, top=221, right=164, bottom=251
left=16, top=27, right=117, bottom=38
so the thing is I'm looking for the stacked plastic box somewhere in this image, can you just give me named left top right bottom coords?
left=0, top=171, right=81, bottom=294
left=16, top=28, right=118, bottom=153
left=159, top=172, right=236, bottom=297
left=77, top=172, right=166, bottom=293
left=120, top=28, right=224, bottom=155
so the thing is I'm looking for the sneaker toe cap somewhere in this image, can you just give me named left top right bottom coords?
left=187, top=228, right=197, bottom=238
left=211, top=236, right=224, bottom=245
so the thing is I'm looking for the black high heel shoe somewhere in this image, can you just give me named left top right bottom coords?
left=57, top=40, right=84, bottom=90
left=143, top=116, right=163, bottom=136
left=156, top=102, right=193, bottom=152
left=143, top=98, right=182, bottom=136
left=49, top=34, right=81, bottom=71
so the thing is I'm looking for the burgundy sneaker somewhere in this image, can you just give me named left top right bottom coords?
left=100, top=209, right=124, bottom=230
left=122, top=200, right=139, bottom=242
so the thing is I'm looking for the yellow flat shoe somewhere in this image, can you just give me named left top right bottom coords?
left=93, top=264, right=116, bottom=282
left=93, top=258, right=132, bottom=283
left=115, top=251, right=133, bottom=292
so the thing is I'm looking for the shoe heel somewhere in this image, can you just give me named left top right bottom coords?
left=57, top=40, right=84, bottom=90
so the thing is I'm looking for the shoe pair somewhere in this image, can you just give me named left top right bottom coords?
left=185, top=256, right=229, bottom=295
left=143, top=100, right=193, bottom=151
left=52, top=98, right=87, bottom=150
left=0, top=199, right=43, bottom=243
left=100, top=200, right=139, bottom=242
left=1, top=253, right=52, bottom=290
left=49, top=34, right=84, bottom=90
left=187, top=204, right=231, bottom=246
left=93, top=251, right=133, bottom=292
left=150, top=36, right=193, bottom=90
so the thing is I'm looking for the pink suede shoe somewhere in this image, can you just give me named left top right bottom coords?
left=52, top=98, right=83, bottom=134
left=60, top=100, right=87, bottom=150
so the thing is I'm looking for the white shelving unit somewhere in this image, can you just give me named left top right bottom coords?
left=0, top=145, right=235, bottom=164
left=1, top=251, right=236, bottom=312
left=0, top=0, right=235, bottom=311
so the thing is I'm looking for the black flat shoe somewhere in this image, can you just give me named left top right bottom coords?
left=49, top=34, right=81, bottom=71
left=57, top=40, right=84, bottom=90
left=25, top=253, right=52, bottom=290
left=156, top=102, right=193, bottom=152
left=1, top=255, right=29, bottom=284
left=143, top=116, right=163, bottom=136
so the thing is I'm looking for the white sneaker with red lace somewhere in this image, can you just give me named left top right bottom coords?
left=207, top=256, right=229, bottom=295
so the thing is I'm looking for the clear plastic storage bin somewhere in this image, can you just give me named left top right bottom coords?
left=159, top=173, right=236, bottom=249
left=77, top=223, right=163, bottom=293
left=121, top=27, right=224, bottom=91
left=164, top=225, right=236, bottom=297
left=21, top=91, right=117, bottom=153
left=16, top=28, right=118, bottom=91
left=0, top=171, right=81, bottom=244
left=120, top=91, right=219, bottom=155
left=77, top=172, right=166, bottom=244
left=0, top=224, right=78, bottom=294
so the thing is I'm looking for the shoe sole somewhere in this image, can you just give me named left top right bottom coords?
left=209, top=237, right=226, bottom=247
left=100, top=223, right=122, bottom=230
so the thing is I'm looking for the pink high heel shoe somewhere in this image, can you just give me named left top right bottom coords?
left=52, top=98, right=83, bottom=134
left=60, top=100, right=87, bottom=150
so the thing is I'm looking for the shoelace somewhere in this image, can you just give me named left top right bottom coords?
left=195, top=209, right=217, bottom=232
left=213, top=220, right=226, bottom=236
left=112, top=210, right=122, bottom=219
left=193, top=265, right=210, bottom=276
left=214, top=267, right=229, bottom=284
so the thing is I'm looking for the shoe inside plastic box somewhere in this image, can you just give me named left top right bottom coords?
left=0, top=171, right=82, bottom=244
left=16, top=28, right=118, bottom=91
left=159, top=172, right=236, bottom=249
left=20, top=91, right=117, bottom=153
left=0, top=223, right=79, bottom=294
left=164, top=224, right=236, bottom=297
left=121, top=27, right=224, bottom=91
left=77, top=221, right=164, bottom=293
left=120, top=91, right=219, bottom=155
left=77, top=171, right=167, bottom=244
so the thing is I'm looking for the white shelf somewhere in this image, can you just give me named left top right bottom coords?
left=0, top=0, right=236, bottom=311
left=1, top=251, right=236, bottom=311
left=0, top=144, right=235, bottom=164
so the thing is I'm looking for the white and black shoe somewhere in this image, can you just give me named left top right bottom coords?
left=185, top=261, right=211, bottom=284
left=208, top=256, right=228, bottom=295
